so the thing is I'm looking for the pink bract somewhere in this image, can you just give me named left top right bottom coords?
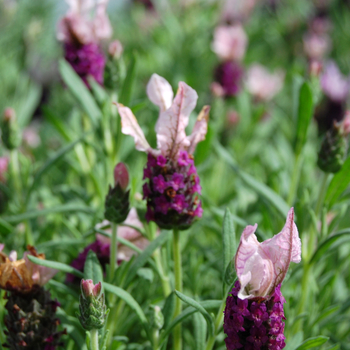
left=235, top=208, right=301, bottom=300
left=212, top=25, right=248, bottom=62
left=57, top=0, right=112, bottom=45
left=117, top=74, right=210, bottom=160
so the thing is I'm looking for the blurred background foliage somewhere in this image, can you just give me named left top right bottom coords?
left=1, top=0, right=350, bottom=349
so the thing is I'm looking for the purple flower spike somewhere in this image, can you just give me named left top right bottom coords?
left=214, top=61, right=243, bottom=98
left=64, top=43, right=106, bottom=87
left=142, top=151, right=203, bottom=230
left=224, top=282, right=287, bottom=350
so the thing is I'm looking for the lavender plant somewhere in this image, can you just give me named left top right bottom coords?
left=1, top=1, right=350, bottom=350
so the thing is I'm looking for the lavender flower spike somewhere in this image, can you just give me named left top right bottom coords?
left=224, top=208, right=301, bottom=350
left=117, top=74, right=210, bottom=229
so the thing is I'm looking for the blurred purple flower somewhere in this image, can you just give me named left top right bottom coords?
left=321, top=62, right=350, bottom=102
left=214, top=61, right=243, bottom=97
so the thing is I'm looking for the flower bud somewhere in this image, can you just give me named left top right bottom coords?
left=81, top=279, right=102, bottom=299
left=108, top=40, right=123, bottom=60
left=148, top=305, right=164, bottom=330
left=114, top=162, right=129, bottom=190
left=317, top=122, right=347, bottom=173
left=78, top=279, right=108, bottom=330
left=1, top=108, right=21, bottom=150
left=105, top=163, right=130, bottom=224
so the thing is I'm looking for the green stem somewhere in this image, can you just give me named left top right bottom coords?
left=314, top=173, right=329, bottom=217
left=287, top=154, right=302, bottom=206
left=109, top=223, right=118, bottom=282
left=152, top=329, right=159, bottom=350
left=205, top=298, right=226, bottom=350
left=10, top=149, right=21, bottom=201
left=90, top=329, right=99, bottom=350
left=154, top=248, right=172, bottom=297
left=293, top=173, right=329, bottom=333
left=173, top=229, right=182, bottom=350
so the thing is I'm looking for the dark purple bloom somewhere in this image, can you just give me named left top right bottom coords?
left=157, top=155, right=167, bottom=167
left=224, top=282, right=286, bottom=350
left=153, top=174, right=167, bottom=193
left=171, top=194, right=188, bottom=213
left=142, top=150, right=203, bottom=230
left=250, top=302, right=269, bottom=326
left=66, top=240, right=110, bottom=284
left=214, top=61, right=243, bottom=97
left=169, top=173, right=185, bottom=190
left=64, top=42, right=106, bottom=87
left=154, top=196, right=170, bottom=214
left=177, top=150, right=191, bottom=166
left=247, top=325, right=269, bottom=347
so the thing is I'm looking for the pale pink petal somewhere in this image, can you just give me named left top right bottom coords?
left=0, top=244, right=4, bottom=252
left=235, top=224, right=259, bottom=278
left=245, top=64, right=285, bottom=101
left=187, top=105, right=210, bottom=154
left=235, top=224, right=274, bottom=299
left=155, top=82, right=198, bottom=157
left=260, top=208, right=301, bottom=289
left=93, top=0, right=112, bottom=41
left=9, top=251, right=17, bottom=262
left=212, top=25, right=248, bottom=62
left=118, top=104, right=152, bottom=153
left=147, top=74, right=174, bottom=112
left=23, top=252, right=58, bottom=286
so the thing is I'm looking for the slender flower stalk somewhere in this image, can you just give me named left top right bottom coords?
left=90, top=329, right=99, bottom=350
left=173, top=229, right=182, bottom=350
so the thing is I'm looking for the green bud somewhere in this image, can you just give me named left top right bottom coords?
left=148, top=306, right=164, bottom=330
left=1, top=108, right=21, bottom=150
left=317, top=122, right=347, bottom=173
left=77, top=280, right=108, bottom=330
left=104, top=163, right=130, bottom=224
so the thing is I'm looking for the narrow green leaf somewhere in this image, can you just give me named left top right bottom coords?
left=325, top=156, right=350, bottom=207
left=214, top=142, right=290, bottom=218
left=160, top=300, right=221, bottom=343
left=174, top=290, right=214, bottom=336
left=124, top=231, right=172, bottom=287
left=310, top=229, right=350, bottom=264
left=87, top=76, right=108, bottom=106
left=119, top=54, right=137, bottom=105
left=26, top=135, right=86, bottom=201
left=0, top=217, right=13, bottom=235
left=48, top=279, right=80, bottom=299
left=295, top=82, right=314, bottom=156
left=294, top=336, right=329, bottom=350
left=224, top=259, right=236, bottom=286
left=37, top=239, right=85, bottom=250
left=43, top=107, right=72, bottom=141
left=222, top=208, right=235, bottom=282
left=26, top=255, right=84, bottom=278
left=84, top=250, right=104, bottom=288
left=3, top=203, right=95, bottom=224
left=59, top=59, right=101, bottom=126
left=162, top=292, right=176, bottom=329
left=103, top=282, right=147, bottom=324
left=194, top=312, right=207, bottom=350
